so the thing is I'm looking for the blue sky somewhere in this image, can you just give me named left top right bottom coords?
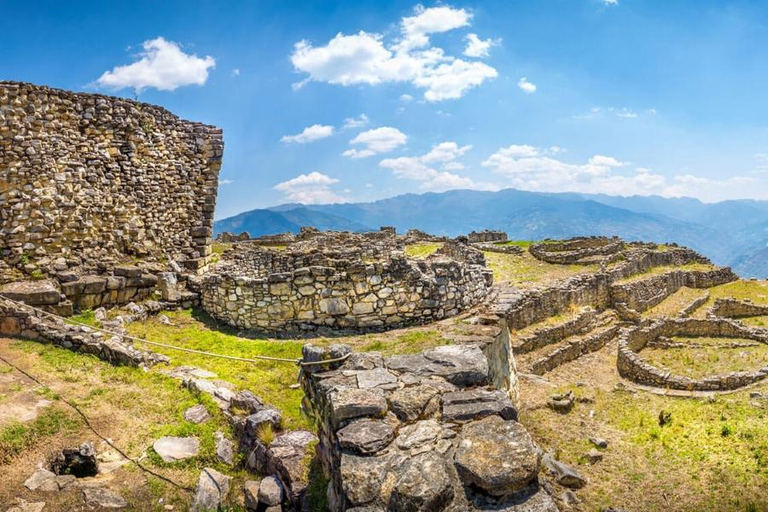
left=4, top=0, right=768, bottom=219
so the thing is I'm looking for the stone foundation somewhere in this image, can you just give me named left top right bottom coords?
left=709, top=298, right=768, bottom=318
left=617, top=318, right=768, bottom=391
left=530, top=237, right=626, bottom=265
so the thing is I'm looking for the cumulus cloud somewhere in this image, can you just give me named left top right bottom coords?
left=482, top=143, right=759, bottom=200
left=463, top=33, right=500, bottom=58
left=97, top=37, right=215, bottom=92
left=343, top=127, right=407, bottom=158
left=281, top=124, right=334, bottom=144
left=290, top=5, right=498, bottom=101
left=342, top=114, right=370, bottom=129
left=274, top=172, right=345, bottom=204
left=517, top=77, right=537, bottom=94
left=379, top=141, right=496, bottom=192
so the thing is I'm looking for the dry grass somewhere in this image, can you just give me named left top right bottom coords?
left=405, top=243, right=441, bottom=259
left=644, top=287, right=709, bottom=319
left=483, top=251, right=597, bottom=289
left=640, top=337, right=768, bottom=378
left=615, top=262, right=717, bottom=285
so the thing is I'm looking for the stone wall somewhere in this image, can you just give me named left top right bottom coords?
left=0, top=81, right=223, bottom=282
left=610, top=268, right=737, bottom=313
left=467, top=230, right=508, bottom=243
left=0, top=296, right=166, bottom=367
left=617, top=318, right=768, bottom=391
left=529, top=236, right=625, bottom=265
left=300, top=343, right=557, bottom=511
left=201, top=251, right=492, bottom=333
left=709, top=298, right=768, bottom=318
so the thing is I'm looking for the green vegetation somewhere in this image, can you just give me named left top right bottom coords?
left=641, top=337, right=768, bottom=379
left=68, top=308, right=99, bottom=327
left=495, top=240, right=533, bottom=248
left=405, top=243, right=441, bottom=259
left=0, top=407, right=80, bottom=462
left=484, top=250, right=596, bottom=289
left=644, top=287, right=709, bottom=319
left=360, top=329, right=450, bottom=355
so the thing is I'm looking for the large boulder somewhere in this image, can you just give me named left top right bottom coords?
left=389, top=452, right=454, bottom=511
left=191, top=468, right=231, bottom=512
left=454, top=416, right=539, bottom=496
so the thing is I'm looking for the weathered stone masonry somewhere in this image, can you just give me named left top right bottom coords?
left=0, top=81, right=223, bottom=281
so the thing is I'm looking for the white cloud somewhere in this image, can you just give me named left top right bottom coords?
left=219, top=179, right=233, bottom=185
left=342, top=114, right=369, bottom=129
left=379, top=141, right=496, bottom=192
left=281, top=124, right=334, bottom=144
left=400, top=94, right=414, bottom=102
left=482, top=143, right=760, bottom=201
left=290, top=6, right=498, bottom=101
left=343, top=127, right=407, bottom=158
left=463, top=33, right=500, bottom=58
left=517, top=77, right=537, bottom=94
left=97, top=37, right=215, bottom=92
left=274, top=172, right=345, bottom=204
left=572, top=106, right=651, bottom=120
left=231, top=68, right=241, bottom=77
left=603, top=0, right=619, bottom=5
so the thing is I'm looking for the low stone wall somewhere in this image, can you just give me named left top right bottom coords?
left=610, top=268, right=737, bottom=313
left=217, top=231, right=251, bottom=243
left=617, top=318, right=768, bottom=391
left=709, top=298, right=768, bottom=318
left=467, top=230, right=507, bottom=243
left=530, top=237, right=625, bottom=265
left=529, top=325, right=619, bottom=375
left=300, top=343, right=556, bottom=511
left=0, top=297, right=166, bottom=367
left=201, top=250, right=492, bottom=333
left=510, top=308, right=597, bottom=354
left=435, top=239, right=486, bottom=266
left=679, top=291, right=710, bottom=318
left=250, top=232, right=296, bottom=246
left=472, top=242, right=524, bottom=256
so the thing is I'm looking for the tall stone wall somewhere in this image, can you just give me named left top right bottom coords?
left=0, top=81, right=223, bottom=280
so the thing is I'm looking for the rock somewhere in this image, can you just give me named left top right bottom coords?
left=589, top=437, right=608, bottom=449
left=216, top=432, right=234, bottom=465
left=355, top=368, right=398, bottom=389
left=386, top=345, right=489, bottom=387
left=232, top=390, right=265, bottom=414
left=153, top=436, right=200, bottom=462
left=584, top=448, right=603, bottom=464
left=265, top=430, right=318, bottom=503
left=82, top=488, right=128, bottom=508
left=191, top=468, right=232, bottom=512
left=454, top=415, right=539, bottom=496
left=547, top=391, right=575, bottom=414
left=184, top=404, right=211, bottom=424
left=330, top=388, right=388, bottom=426
left=560, top=490, right=581, bottom=508
left=158, top=314, right=174, bottom=325
left=23, top=468, right=58, bottom=492
left=258, top=475, right=285, bottom=506
left=388, top=382, right=452, bottom=422
left=337, top=419, right=395, bottom=454
left=542, top=453, right=587, bottom=489
left=389, top=452, right=454, bottom=512
left=6, top=499, right=46, bottom=512
left=94, top=307, right=107, bottom=321
left=51, top=443, right=99, bottom=478
left=243, top=480, right=261, bottom=510
left=339, top=453, right=392, bottom=506
left=395, top=419, right=442, bottom=450
left=1, top=280, right=61, bottom=305
left=246, top=408, right=283, bottom=434
left=441, top=388, right=517, bottom=423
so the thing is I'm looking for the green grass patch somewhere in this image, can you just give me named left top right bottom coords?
left=484, top=251, right=596, bottom=289
left=405, top=243, right=441, bottom=259
left=495, top=240, right=533, bottom=248
left=361, top=329, right=450, bottom=355
left=0, top=407, right=80, bottom=462
left=640, top=337, right=768, bottom=379
left=67, top=308, right=99, bottom=328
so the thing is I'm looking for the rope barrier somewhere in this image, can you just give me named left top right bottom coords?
left=0, top=352, right=194, bottom=493
left=0, top=294, right=351, bottom=367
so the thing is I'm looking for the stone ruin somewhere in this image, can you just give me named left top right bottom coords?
left=467, top=229, right=508, bottom=243
left=217, top=231, right=252, bottom=243
left=0, top=81, right=223, bottom=282
left=529, top=236, right=627, bottom=265
left=200, top=231, right=492, bottom=333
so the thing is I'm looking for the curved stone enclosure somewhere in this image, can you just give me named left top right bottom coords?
left=201, top=242, right=492, bottom=333
left=530, top=236, right=626, bottom=265
left=617, top=318, right=768, bottom=391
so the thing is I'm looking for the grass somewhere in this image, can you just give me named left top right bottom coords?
left=644, top=287, right=709, bottom=319
left=692, top=280, right=768, bottom=319
left=615, top=262, right=717, bottom=285
left=68, top=308, right=99, bottom=327
left=359, top=329, right=450, bottom=355
left=484, top=250, right=597, bottom=289
left=0, top=407, right=80, bottom=463
left=640, top=337, right=768, bottom=379
left=495, top=240, right=533, bottom=248
left=405, top=243, right=441, bottom=259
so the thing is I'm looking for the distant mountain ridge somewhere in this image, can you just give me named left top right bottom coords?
left=214, top=188, right=768, bottom=277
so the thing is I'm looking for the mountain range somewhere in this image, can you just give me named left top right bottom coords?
left=214, top=188, right=768, bottom=278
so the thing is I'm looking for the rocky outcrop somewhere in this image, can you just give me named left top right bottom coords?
left=0, top=81, right=223, bottom=282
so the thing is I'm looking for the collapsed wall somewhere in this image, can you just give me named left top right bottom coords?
left=0, top=81, right=223, bottom=282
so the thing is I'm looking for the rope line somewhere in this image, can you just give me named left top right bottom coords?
left=0, top=294, right=350, bottom=367
left=0, top=352, right=194, bottom=493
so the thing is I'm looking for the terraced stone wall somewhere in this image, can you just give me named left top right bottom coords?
left=0, top=81, right=223, bottom=281
left=709, top=298, right=768, bottom=318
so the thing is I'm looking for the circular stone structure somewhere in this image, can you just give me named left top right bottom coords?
left=200, top=233, right=492, bottom=333
left=617, top=317, right=768, bottom=391
left=529, top=236, right=626, bottom=265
